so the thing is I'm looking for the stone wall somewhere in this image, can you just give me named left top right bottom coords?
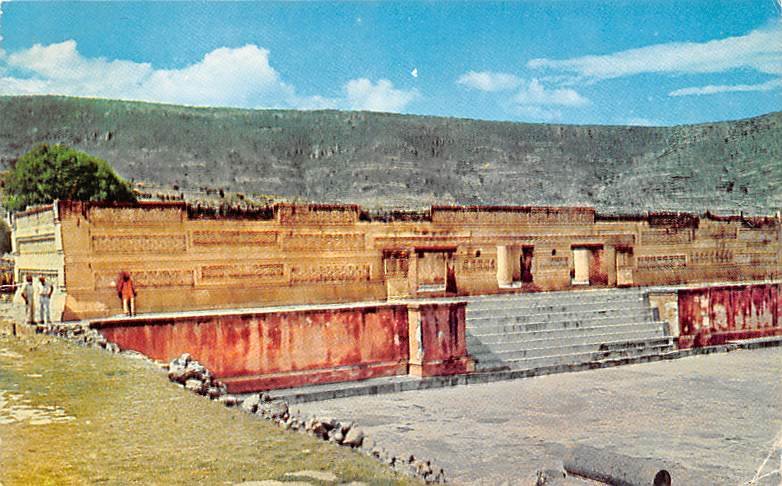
left=10, top=201, right=782, bottom=320
left=92, top=301, right=472, bottom=392
left=677, top=283, right=782, bottom=348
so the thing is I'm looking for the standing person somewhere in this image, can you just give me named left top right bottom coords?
left=37, top=276, right=54, bottom=325
left=21, top=275, right=35, bottom=324
left=117, top=272, right=137, bottom=317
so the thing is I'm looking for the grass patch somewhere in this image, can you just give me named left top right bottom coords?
left=0, top=333, right=416, bottom=485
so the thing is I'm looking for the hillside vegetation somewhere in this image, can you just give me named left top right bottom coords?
left=1, top=96, right=779, bottom=213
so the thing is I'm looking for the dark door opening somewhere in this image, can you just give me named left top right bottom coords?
left=521, top=247, right=534, bottom=283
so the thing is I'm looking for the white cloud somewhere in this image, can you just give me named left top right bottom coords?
left=511, top=105, right=563, bottom=122
left=0, top=0, right=7, bottom=43
left=669, top=77, right=782, bottom=96
left=344, top=78, right=418, bottom=112
left=513, top=79, right=589, bottom=107
left=456, top=71, right=521, bottom=92
left=0, top=40, right=418, bottom=113
left=623, top=117, right=661, bottom=127
left=1, top=41, right=296, bottom=108
left=528, top=22, right=782, bottom=81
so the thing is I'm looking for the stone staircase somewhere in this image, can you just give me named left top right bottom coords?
left=466, top=287, right=674, bottom=372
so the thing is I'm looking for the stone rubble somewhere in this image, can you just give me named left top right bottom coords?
left=31, top=322, right=450, bottom=484
left=165, top=352, right=448, bottom=483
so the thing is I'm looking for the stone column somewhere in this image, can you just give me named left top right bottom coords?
left=604, top=245, right=617, bottom=287
left=407, top=302, right=474, bottom=377
left=496, top=245, right=512, bottom=287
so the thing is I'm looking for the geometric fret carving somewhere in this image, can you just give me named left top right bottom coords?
left=384, top=258, right=410, bottom=278
left=734, top=253, right=778, bottom=265
left=290, top=263, right=371, bottom=283
left=89, top=207, right=182, bottom=223
left=191, top=231, right=278, bottom=246
left=94, top=270, right=194, bottom=289
left=278, top=205, right=358, bottom=225
left=641, top=229, right=691, bottom=245
left=284, top=233, right=365, bottom=251
left=637, top=255, right=687, bottom=269
left=200, top=264, right=285, bottom=281
left=92, top=235, right=187, bottom=253
left=461, top=257, right=496, bottom=273
left=432, top=207, right=594, bottom=225
left=690, top=249, right=733, bottom=265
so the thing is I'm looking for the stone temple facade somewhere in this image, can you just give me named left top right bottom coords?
left=10, top=200, right=782, bottom=391
left=13, top=200, right=781, bottom=320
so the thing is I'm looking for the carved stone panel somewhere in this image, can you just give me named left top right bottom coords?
left=89, top=207, right=182, bottom=224
left=191, top=230, right=278, bottom=247
left=94, top=269, right=195, bottom=289
left=384, top=258, right=410, bottom=278
left=432, top=207, right=594, bottom=225
left=200, top=264, right=285, bottom=281
left=283, top=233, right=365, bottom=251
left=637, top=255, right=687, bottom=269
left=92, top=235, right=187, bottom=253
left=641, top=229, right=691, bottom=245
left=734, top=253, right=778, bottom=265
left=290, top=263, right=370, bottom=283
left=278, top=206, right=358, bottom=225
left=690, top=249, right=734, bottom=265
left=460, top=257, right=496, bottom=273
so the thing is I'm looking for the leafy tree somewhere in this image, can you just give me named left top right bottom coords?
left=1, top=144, right=136, bottom=211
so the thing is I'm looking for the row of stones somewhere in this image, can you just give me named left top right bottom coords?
left=167, top=353, right=447, bottom=484
left=39, top=323, right=447, bottom=484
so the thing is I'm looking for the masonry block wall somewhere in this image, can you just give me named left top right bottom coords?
left=10, top=201, right=782, bottom=320
left=677, top=283, right=781, bottom=348
left=93, top=301, right=474, bottom=392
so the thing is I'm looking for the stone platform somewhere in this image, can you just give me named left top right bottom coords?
left=266, top=336, right=782, bottom=404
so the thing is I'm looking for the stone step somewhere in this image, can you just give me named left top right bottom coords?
left=466, top=288, right=645, bottom=307
left=467, top=287, right=644, bottom=302
left=467, top=327, right=666, bottom=352
left=467, top=321, right=666, bottom=343
left=467, top=296, right=647, bottom=313
left=467, top=315, right=656, bottom=334
left=466, top=299, right=648, bottom=318
left=474, top=341, right=675, bottom=372
left=469, top=336, right=672, bottom=362
left=467, top=306, right=651, bottom=326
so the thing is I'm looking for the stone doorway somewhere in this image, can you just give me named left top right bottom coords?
left=521, top=247, right=534, bottom=284
left=571, top=245, right=607, bottom=286
left=414, top=248, right=457, bottom=294
left=497, top=245, right=534, bottom=288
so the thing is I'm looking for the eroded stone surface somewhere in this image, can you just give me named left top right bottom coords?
left=299, top=349, right=782, bottom=485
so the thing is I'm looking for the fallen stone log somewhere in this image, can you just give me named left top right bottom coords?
left=563, top=445, right=702, bottom=485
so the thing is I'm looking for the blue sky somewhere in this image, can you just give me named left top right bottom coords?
left=0, top=1, right=780, bottom=126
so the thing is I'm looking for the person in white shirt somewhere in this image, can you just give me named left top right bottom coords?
left=21, top=275, right=35, bottom=324
left=37, top=276, right=54, bottom=325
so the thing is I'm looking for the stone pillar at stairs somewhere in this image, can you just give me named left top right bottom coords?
left=407, top=302, right=475, bottom=377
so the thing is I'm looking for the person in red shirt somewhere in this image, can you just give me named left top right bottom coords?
left=116, top=272, right=137, bottom=317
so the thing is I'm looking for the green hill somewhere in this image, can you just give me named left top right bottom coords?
left=1, top=95, right=780, bottom=213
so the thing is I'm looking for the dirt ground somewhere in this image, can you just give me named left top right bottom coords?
left=300, top=348, right=782, bottom=485
left=0, top=333, right=415, bottom=486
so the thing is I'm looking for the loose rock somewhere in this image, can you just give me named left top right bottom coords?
left=342, top=427, right=364, bottom=447
left=240, top=394, right=262, bottom=414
